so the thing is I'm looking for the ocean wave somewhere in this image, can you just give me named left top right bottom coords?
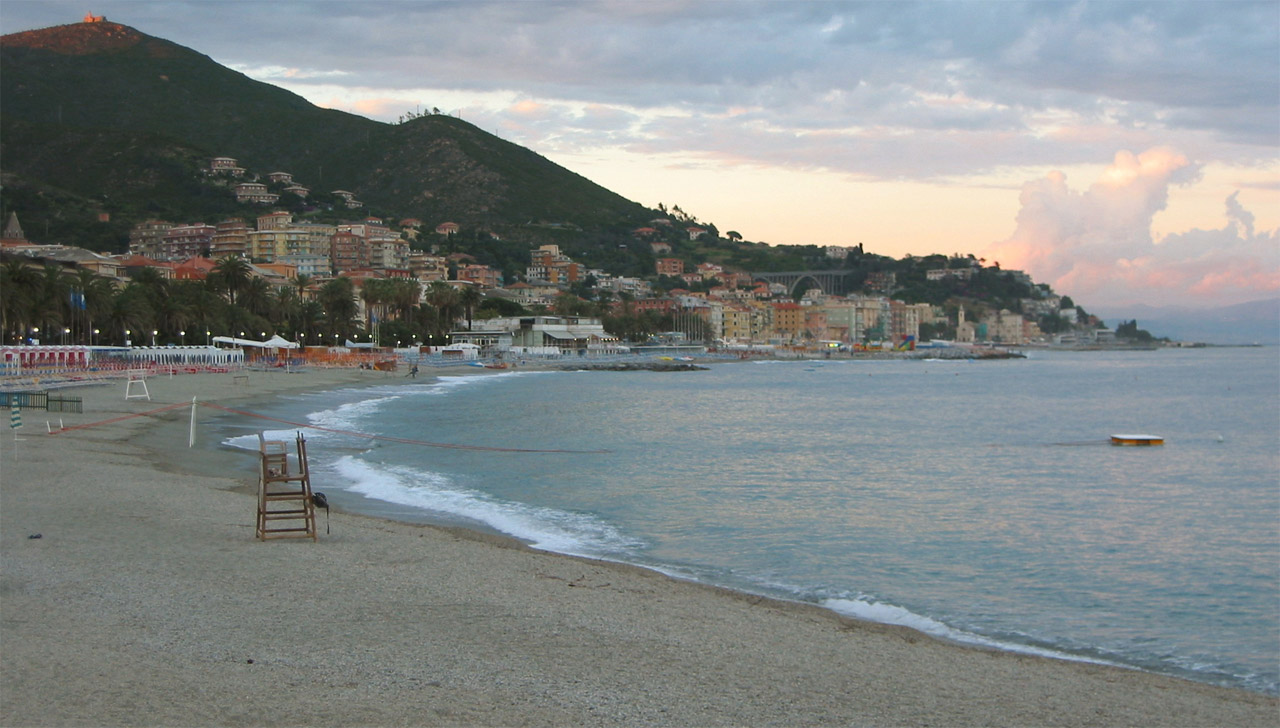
left=330, top=455, right=645, bottom=557
left=821, top=596, right=1119, bottom=667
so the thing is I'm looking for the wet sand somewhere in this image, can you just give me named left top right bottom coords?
left=1, top=368, right=1275, bottom=726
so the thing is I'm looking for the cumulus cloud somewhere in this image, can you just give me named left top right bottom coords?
left=984, top=148, right=1279, bottom=307
left=4, top=1, right=1273, bottom=182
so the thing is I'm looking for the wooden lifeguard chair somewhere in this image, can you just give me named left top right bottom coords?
left=256, top=431, right=317, bottom=540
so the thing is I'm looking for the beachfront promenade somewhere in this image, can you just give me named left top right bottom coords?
left=1, top=366, right=1275, bottom=726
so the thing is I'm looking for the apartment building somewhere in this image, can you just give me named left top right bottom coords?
left=161, top=223, right=215, bottom=261
left=330, top=231, right=369, bottom=271
left=770, top=302, right=805, bottom=340
left=129, top=220, right=173, bottom=258
left=369, top=237, right=410, bottom=271
left=210, top=218, right=249, bottom=258
left=656, top=257, right=684, bottom=277
left=234, top=182, right=278, bottom=205
left=457, top=263, right=502, bottom=289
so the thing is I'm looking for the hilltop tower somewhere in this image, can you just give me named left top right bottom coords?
left=2, top=212, right=25, bottom=242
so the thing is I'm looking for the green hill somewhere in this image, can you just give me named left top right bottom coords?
left=0, top=20, right=651, bottom=250
left=0, top=19, right=1058, bottom=320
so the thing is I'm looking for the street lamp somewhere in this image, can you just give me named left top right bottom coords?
left=124, top=329, right=130, bottom=346
left=206, top=330, right=211, bottom=345
left=62, top=327, right=70, bottom=345
left=151, top=330, right=158, bottom=346
left=92, top=328, right=99, bottom=346
left=179, top=330, right=185, bottom=346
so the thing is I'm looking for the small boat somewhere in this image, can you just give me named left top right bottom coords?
left=1110, top=434, right=1164, bottom=446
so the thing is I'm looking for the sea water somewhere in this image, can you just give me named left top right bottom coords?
left=224, top=347, right=1279, bottom=695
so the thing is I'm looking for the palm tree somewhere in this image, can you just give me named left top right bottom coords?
left=0, top=260, right=39, bottom=343
left=238, top=277, right=274, bottom=321
left=68, top=269, right=114, bottom=344
left=318, top=277, right=359, bottom=341
left=292, top=274, right=313, bottom=302
left=458, top=285, right=482, bottom=331
left=210, top=256, right=252, bottom=305
left=297, top=300, right=325, bottom=343
left=360, top=278, right=390, bottom=333
left=180, top=287, right=227, bottom=344
left=272, top=286, right=302, bottom=335
left=34, top=264, right=71, bottom=342
left=425, top=281, right=460, bottom=336
left=104, top=288, right=149, bottom=346
left=153, top=292, right=192, bottom=344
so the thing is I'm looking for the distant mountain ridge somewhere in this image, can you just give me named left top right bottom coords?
left=1093, top=299, right=1279, bottom=345
left=0, top=20, right=651, bottom=244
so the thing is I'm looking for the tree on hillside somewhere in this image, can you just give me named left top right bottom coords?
left=458, top=285, right=482, bottom=331
left=210, top=256, right=252, bottom=305
left=318, top=277, right=360, bottom=340
left=1115, top=319, right=1156, bottom=343
left=1, top=260, right=39, bottom=343
left=425, top=281, right=461, bottom=336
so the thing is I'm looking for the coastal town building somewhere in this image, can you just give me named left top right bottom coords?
left=770, top=302, right=805, bottom=341
left=449, top=316, right=620, bottom=356
left=656, top=258, right=684, bottom=276
left=457, top=263, right=502, bottom=289
left=233, top=182, right=279, bottom=205
left=208, top=157, right=245, bottom=177
left=161, top=224, right=215, bottom=261
left=210, top=218, right=249, bottom=258
left=329, top=230, right=369, bottom=271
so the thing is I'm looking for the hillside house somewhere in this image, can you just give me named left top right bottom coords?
left=234, top=183, right=278, bottom=205
left=209, top=157, right=245, bottom=177
left=656, top=258, right=684, bottom=276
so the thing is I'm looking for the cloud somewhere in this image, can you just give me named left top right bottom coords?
left=984, top=148, right=1279, bottom=307
left=5, top=1, right=1272, bottom=184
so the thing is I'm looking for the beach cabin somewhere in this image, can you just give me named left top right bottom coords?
left=439, top=343, right=480, bottom=360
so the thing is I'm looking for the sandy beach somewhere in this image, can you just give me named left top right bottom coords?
left=1, top=367, right=1275, bottom=727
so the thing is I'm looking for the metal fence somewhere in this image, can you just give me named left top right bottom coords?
left=0, top=391, right=83, bottom=413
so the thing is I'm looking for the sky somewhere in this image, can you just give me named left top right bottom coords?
left=2, top=1, right=1278, bottom=309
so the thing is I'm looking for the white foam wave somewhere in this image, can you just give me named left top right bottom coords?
left=223, top=429, right=304, bottom=452
left=306, top=394, right=401, bottom=435
left=332, top=456, right=643, bottom=557
left=822, top=597, right=1118, bottom=667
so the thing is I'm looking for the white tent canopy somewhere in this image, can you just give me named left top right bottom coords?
left=212, top=335, right=299, bottom=349
left=263, top=334, right=300, bottom=349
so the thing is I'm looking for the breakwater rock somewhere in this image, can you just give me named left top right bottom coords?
left=907, top=348, right=1025, bottom=360
left=559, top=361, right=710, bottom=372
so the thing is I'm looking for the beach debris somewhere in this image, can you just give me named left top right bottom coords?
left=27, top=533, right=42, bottom=539
left=1110, top=434, right=1164, bottom=446
left=312, top=491, right=330, bottom=535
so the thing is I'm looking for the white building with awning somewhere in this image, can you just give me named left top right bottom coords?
left=450, top=316, right=623, bottom=355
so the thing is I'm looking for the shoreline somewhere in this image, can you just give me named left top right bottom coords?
left=2, top=367, right=1276, bottom=726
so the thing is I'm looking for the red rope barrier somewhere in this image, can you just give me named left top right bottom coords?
left=49, top=401, right=192, bottom=435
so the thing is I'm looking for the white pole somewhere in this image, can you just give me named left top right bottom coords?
left=188, top=396, right=197, bottom=448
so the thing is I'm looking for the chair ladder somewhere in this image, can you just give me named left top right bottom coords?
left=256, top=431, right=317, bottom=540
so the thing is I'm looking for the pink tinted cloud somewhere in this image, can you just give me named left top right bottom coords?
left=984, top=148, right=1278, bottom=307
